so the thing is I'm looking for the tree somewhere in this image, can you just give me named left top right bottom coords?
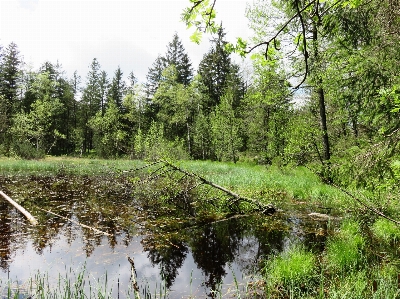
left=164, top=32, right=193, bottom=86
left=210, top=90, right=242, bottom=162
left=99, top=70, right=109, bottom=116
left=243, top=55, right=292, bottom=163
left=10, top=72, right=65, bottom=157
left=0, top=42, right=22, bottom=115
left=145, top=55, right=166, bottom=99
left=0, top=42, right=22, bottom=153
left=79, top=58, right=103, bottom=153
left=108, top=66, right=126, bottom=112
left=89, top=102, right=126, bottom=158
left=198, top=26, right=234, bottom=111
left=153, top=65, right=195, bottom=144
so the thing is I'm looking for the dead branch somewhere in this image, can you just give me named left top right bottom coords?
left=0, top=191, right=38, bottom=225
left=36, top=207, right=112, bottom=236
left=304, top=165, right=400, bottom=226
left=160, top=160, right=276, bottom=215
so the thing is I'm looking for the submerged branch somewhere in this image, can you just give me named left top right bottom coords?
left=36, top=207, right=112, bottom=236
left=0, top=191, right=38, bottom=225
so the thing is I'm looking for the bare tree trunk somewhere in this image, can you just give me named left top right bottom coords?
left=312, top=7, right=330, bottom=163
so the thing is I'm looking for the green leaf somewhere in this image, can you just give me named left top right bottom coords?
left=190, top=30, right=203, bottom=44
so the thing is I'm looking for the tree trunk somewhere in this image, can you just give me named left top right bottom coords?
left=313, top=10, right=330, bottom=163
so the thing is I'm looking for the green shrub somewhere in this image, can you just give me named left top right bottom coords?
left=10, top=140, right=45, bottom=160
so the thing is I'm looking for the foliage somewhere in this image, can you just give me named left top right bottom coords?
left=210, top=90, right=242, bottom=163
left=132, top=121, right=189, bottom=161
left=89, top=102, right=126, bottom=158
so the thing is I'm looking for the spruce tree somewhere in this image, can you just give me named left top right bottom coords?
left=80, top=58, right=102, bottom=153
left=164, top=33, right=193, bottom=86
left=198, top=26, right=238, bottom=111
left=0, top=42, right=21, bottom=115
left=108, top=66, right=126, bottom=112
left=145, top=55, right=166, bottom=99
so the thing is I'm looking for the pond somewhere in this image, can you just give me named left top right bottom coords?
left=0, top=174, right=340, bottom=298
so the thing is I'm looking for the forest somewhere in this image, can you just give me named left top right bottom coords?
left=0, top=0, right=399, bottom=194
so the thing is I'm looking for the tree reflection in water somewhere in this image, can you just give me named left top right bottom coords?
left=0, top=174, right=335, bottom=297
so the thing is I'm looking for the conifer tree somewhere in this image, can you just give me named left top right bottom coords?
left=198, top=26, right=242, bottom=111
left=145, top=55, right=166, bottom=99
left=80, top=58, right=102, bottom=153
left=0, top=42, right=21, bottom=116
left=108, top=66, right=126, bottom=112
left=164, top=33, right=193, bottom=86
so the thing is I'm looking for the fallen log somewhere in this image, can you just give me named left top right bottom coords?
left=0, top=191, right=38, bottom=225
left=161, top=160, right=276, bottom=215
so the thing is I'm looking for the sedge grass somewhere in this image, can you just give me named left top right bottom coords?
left=0, top=156, right=146, bottom=176
left=324, top=219, right=365, bottom=273
left=371, top=218, right=400, bottom=243
left=264, top=244, right=317, bottom=298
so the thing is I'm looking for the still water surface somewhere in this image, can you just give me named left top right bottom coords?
left=0, top=175, right=337, bottom=298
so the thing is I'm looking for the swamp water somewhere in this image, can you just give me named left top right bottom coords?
left=0, top=174, right=339, bottom=298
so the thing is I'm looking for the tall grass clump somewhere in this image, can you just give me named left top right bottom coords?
left=371, top=218, right=400, bottom=244
left=325, top=219, right=365, bottom=273
left=326, top=270, right=368, bottom=299
left=264, top=244, right=316, bottom=297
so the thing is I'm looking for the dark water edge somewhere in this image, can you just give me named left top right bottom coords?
left=0, top=175, right=340, bottom=298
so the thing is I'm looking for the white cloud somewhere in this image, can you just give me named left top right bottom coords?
left=0, top=0, right=250, bottom=83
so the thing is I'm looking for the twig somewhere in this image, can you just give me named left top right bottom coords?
left=36, top=207, right=112, bottom=236
left=0, top=191, right=38, bottom=225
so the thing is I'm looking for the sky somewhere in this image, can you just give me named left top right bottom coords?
left=0, top=0, right=251, bottom=83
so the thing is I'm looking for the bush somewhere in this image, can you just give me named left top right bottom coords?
left=10, top=140, right=45, bottom=160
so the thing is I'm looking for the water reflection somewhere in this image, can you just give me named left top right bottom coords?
left=0, top=175, right=339, bottom=298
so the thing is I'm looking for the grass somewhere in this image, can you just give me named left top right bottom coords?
left=178, top=160, right=349, bottom=210
left=371, top=218, right=400, bottom=243
left=0, top=157, right=351, bottom=211
left=325, top=220, right=365, bottom=273
left=264, top=244, right=317, bottom=298
left=0, top=156, right=146, bottom=176
left=1, top=268, right=117, bottom=299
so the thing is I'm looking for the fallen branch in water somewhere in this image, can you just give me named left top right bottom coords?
left=0, top=191, right=38, bottom=225
left=36, top=207, right=112, bottom=236
left=161, top=160, right=276, bottom=215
